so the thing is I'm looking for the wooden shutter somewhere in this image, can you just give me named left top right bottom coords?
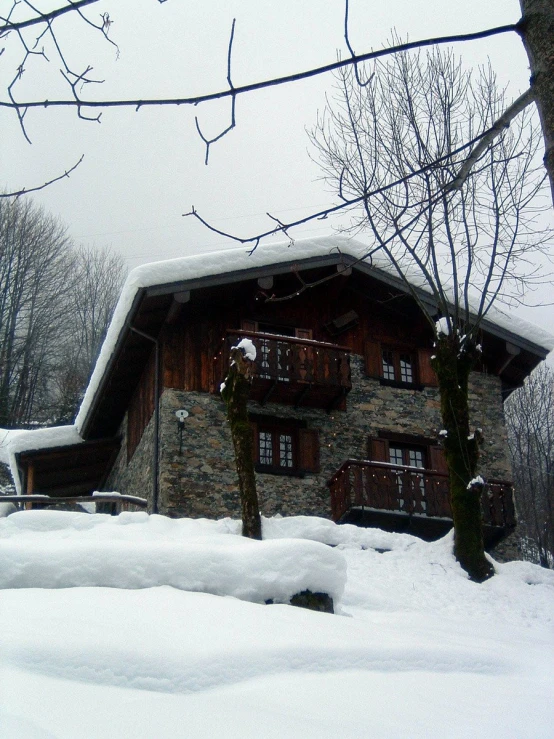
left=417, top=348, right=438, bottom=386
left=241, top=319, right=258, bottom=332
left=298, top=428, right=320, bottom=473
left=368, top=436, right=389, bottom=462
left=428, top=445, right=448, bottom=474
left=364, top=340, right=382, bottom=378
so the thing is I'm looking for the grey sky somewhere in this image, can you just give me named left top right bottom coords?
left=1, top=0, right=552, bottom=345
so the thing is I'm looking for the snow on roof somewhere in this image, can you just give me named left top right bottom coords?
left=0, top=425, right=82, bottom=494
left=75, top=236, right=554, bottom=434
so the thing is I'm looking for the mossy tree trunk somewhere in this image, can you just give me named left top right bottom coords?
left=221, top=346, right=262, bottom=540
left=432, top=334, right=494, bottom=582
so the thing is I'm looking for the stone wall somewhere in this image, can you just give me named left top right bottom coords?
left=103, top=409, right=156, bottom=509
left=103, top=354, right=512, bottom=522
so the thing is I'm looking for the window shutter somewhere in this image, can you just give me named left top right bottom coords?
left=241, top=319, right=258, bottom=333
left=298, top=428, right=320, bottom=473
left=365, top=340, right=382, bottom=378
left=417, top=348, right=438, bottom=386
left=295, top=328, right=313, bottom=340
left=368, top=436, right=389, bottom=462
left=428, top=445, right=448, bottom=474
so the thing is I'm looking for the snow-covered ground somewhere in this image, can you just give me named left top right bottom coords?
left=1, top=511, right=553, bottom=739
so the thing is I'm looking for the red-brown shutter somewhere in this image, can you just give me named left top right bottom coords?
left=368, top=436, right=389, bottom=462
left=298, top=428, right=320, bottom=472
left=428, top=445, right=448, bottom=474
left=417, top=348, right=438, bottom=386
left=365, top=340, right=382, bottom=378
left=241, top=319, right=258, bottom=333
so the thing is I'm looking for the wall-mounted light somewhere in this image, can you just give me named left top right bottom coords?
left=175, top=409, right=189, bottom=454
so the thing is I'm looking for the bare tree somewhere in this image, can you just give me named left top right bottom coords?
left=309, top=48, right=550, bottom=581
left=506, top=364, right=554, bottom=568
left=0, top=196, right=75, bottom=427
left=52, top=245, right=125, bottom=424
left=0, top=196, right=125, bottom=427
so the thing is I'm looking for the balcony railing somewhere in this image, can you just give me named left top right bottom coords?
left=328, top=460, right=516, bottom=530
left=225, top=330, right=351, bottom=410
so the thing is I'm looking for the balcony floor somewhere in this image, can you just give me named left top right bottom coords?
left=340, top=507, right=512, bottom=549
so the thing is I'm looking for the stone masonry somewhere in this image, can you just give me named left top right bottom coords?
left=104, top=354, right=512, bottom=525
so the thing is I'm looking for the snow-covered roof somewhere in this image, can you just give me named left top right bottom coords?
left=74, top=236, right=553, bottom=437
left=0, top=426, right=82, bottom=494
left=5, top=236, right=551, bottom=475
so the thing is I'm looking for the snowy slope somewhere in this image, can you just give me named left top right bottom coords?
left=0, top=512, right=553, bottom=738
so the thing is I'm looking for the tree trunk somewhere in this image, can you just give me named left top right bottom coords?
left=519, top=0, right=554, bottom=206
left=221, top=346, right=262, bottom=539
left=432, top=336, right=494, bottom=582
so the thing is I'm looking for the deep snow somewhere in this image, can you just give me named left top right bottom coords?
left=0, top=511, right=553, bottom=738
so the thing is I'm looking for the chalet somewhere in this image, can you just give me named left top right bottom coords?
left=8, top=237, right=554, bottom=553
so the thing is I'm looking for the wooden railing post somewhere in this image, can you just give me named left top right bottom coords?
left=328, top=460, right=514, bottom=529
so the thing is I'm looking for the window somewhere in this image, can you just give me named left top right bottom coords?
left=381, top=348, right=416, bottom=385
left=257, top=428, right=295, bottom=469
left=388, top=444, right=426, bottom=469
left=368, top=434, right=448, bottom=516
left=251, top=416, right=320, bottom=475
left=365, top=341, right=438, bottom=388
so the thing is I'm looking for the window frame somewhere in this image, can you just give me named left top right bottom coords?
left=365, top=340, right=438, bottom=389
left=380, top=346, right=418, bottom=387
left=256, top=425, right=297, bottom=473
left=251, top=415, right=320, bottom=476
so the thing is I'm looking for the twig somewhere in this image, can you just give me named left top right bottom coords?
left=0, top=155, right=84, bottom=197
left=182, top=123, right=508, bottom=248
left=0, top=1, right=99, bottom=33
left=445, top=88, right=535, bottom=192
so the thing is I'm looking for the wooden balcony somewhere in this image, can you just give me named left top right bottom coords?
left=328, top=460, right=516, bottom=545
left=226, top=330, right=352, bottom=411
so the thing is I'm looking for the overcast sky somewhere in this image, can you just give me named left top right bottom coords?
left=1, top=0, right=553, bottom=344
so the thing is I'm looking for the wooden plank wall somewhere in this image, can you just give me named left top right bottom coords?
left=159, top=275, right=435, bottom=396
left=127, top=348, right=156, bottom=461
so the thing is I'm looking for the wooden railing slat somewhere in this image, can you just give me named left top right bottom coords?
left=327, top=460, right=514, bottom=528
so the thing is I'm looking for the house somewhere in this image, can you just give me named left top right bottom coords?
left=7, top=237, right=554, bottom=553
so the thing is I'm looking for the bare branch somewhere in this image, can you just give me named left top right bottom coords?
left=0, top=1, right=100, bottom=33
left=343, top=0, right=373, bottom=87
left=0, top=155, right=84, bottom=198
left=182, top=123, right=513, bottom=248
left=445, top=87, right=535, bottom=192
left=0, top=24, right=518, bottom=114
left=194, top=18, right=237, bottom=164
